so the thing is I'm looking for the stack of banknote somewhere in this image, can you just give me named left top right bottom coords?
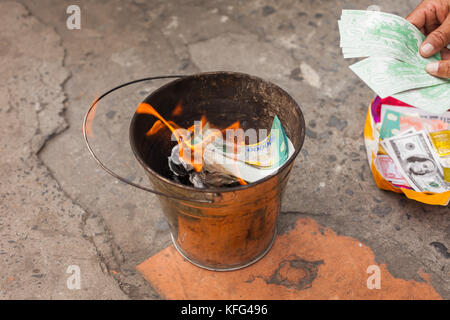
left=376, top=104, right=450, bottom=192
left=339, top=10, right=450, bottom=115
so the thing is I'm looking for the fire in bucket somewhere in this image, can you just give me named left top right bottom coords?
left=84, top=72, right=305, bottom=270
left=135, top=101, right=295, bottom=188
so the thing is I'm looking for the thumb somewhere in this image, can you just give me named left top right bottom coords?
left=420, top=16, right=450, bottom=57
left=426, top=60, right=450, bottom=78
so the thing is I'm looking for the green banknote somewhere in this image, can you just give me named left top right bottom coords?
left=393, top=85, right=450, bottom=115
left=339, top=10, right=450, bottom=114
left=349, top=57, right=448, bottom=98
left=340, top=10, right=441, bottom=65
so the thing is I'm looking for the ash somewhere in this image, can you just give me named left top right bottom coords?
left=168, top=144, right=241, bottom=188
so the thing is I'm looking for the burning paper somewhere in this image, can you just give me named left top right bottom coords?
left=137, top=102, right=295, bottom=188
left=170, top=116, right=295, bottom=188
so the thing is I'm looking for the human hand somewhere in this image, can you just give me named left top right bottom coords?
left=407, top=0, right=450, bottom=78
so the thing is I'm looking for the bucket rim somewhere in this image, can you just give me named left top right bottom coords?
left=129, top=71, right=306, bottom=195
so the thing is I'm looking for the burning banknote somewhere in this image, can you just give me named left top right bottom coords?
left=136, top=102, right=295, bottom=188
left=172, top=116, right=295, bottom=188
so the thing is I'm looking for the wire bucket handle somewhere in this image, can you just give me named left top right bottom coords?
left=82, top=75, right=214, bottom=203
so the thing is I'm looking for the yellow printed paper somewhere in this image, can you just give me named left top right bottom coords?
left=429, top=130, right=450, bottom=156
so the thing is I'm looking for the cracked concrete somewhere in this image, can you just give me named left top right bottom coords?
left=2, top=0, right=449, bottom=299
left=0, top=1, right=126, bottom=299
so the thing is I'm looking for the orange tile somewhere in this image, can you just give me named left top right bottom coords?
left=137, top=218, right=441, bottom=300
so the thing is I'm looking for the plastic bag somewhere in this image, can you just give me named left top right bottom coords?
left=364, top=96, right=450, bottom=206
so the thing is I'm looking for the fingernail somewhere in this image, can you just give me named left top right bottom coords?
left=426, top=62, right=439, bottom=74
left=421, top=43, right=434, bottom=56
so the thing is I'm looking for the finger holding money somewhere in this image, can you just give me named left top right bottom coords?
left=407, top=0, right=450, bottom=78
left=425, top=39, right=450, bottom=78
left=426, top=58, right=450, bottom=78
left=434, top=46, right=450, bottom=77
left=420, top=14, right=450, bottom=57
left=407, top=0, right=450, bottom=56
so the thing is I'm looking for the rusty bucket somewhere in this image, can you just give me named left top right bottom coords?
left=84, top=72, right=305, bottom=271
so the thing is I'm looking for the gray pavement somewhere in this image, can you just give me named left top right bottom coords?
left=1, top=0, right=448, bottom=299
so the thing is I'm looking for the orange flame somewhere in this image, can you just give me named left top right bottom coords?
left=136, top=101, right=247, bottom=185
left=171, top=101, right=183, bottom=116
left=136, top=103, right=179, bottom=133
left=85, top=97, right=99, bottom=138
left=224, top=121, right=240, bottom=131
left=231, top=166, right=247, bottom=186
left=147, top=120, right=180, bottom=136
left=137, top=102, right=202, bottom=172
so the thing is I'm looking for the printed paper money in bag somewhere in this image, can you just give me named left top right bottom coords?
left=383, top=130, right=450, bottom=193
left=339, top=10, right=450, bottom=114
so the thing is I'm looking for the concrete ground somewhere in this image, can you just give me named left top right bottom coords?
left=0, top=0, right=448, bottom=299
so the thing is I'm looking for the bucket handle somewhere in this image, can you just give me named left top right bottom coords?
left=82, top=76, right=214, bottom=204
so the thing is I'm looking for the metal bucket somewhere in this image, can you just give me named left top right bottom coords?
left=84, top=72, right=305, bottom=271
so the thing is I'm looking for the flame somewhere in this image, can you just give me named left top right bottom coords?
left=137, top=102, right=202, bottom=172
left=136, top=103, right=179, bottom=133
left=136, top=101, right=247, bottom=185
left=201, top=115, right=207, bottom=127
left=224, top=121, right=240, bottom=131
left=85, top=97, right=99, bottom=138
left=232, top=166, right=247, bottom=186
left=147, top=120, right=180, bottom=136
left=171, top=101, right=183, bottom=116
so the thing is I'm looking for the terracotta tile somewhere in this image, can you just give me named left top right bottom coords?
left=137, top=218, right=441, bottom=300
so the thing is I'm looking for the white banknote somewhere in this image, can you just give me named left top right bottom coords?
left=340, top=10, right=441, bottom=65
left=384, top=131, right=450, bottom=192
left=349, top=57, right=448, bottom=98
left=339, top=10, right=450, bottom=115
left=392, top=85, right=450, bottom=115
